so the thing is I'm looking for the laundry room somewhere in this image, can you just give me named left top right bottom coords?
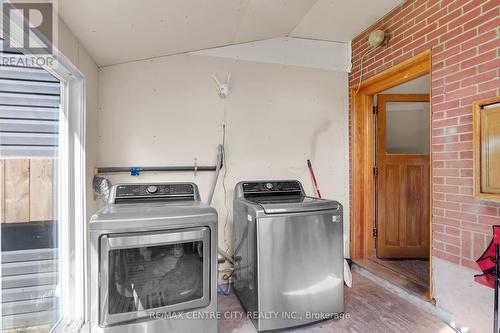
left=1, top=1, right=499, bottom=333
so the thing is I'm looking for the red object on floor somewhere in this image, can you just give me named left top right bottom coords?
left=475, top=225, right=500, bottom=333
left=475, top=225, right=500, bottom=288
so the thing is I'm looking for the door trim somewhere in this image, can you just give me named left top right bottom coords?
left=349, top=50, right=432, bottom=298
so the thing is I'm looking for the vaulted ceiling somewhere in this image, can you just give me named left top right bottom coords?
left=58, top=0, right=403, bottom=67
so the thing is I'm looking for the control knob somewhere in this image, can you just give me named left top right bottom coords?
left=265, top=182, right=273, bottom=190
left=147, top=185, right=158, bottom=194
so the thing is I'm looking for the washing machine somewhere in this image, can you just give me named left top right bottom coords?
left=233, top=180, right=343, bottom=331
left=89, top=182, right=217, bottom=333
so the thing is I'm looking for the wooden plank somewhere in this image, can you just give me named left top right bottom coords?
left=0, top=159, right=4, bottom=223
left=4, top=159, right=30, bottom=223
left=29, top=159, right=54, bottom=221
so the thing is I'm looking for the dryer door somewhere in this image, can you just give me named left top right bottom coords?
left=99, top=227, right=210, bottom=326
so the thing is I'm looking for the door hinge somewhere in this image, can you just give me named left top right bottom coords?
left=373, top=166, right=379, bottom=177
left=373, top=228, right=378, bottom=238
left=373, top=105, right=378, bottom=114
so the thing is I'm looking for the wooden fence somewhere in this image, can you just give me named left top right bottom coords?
left=0, top=158, right=56, bottom=223
left=1, top=158, right=59, bottom=331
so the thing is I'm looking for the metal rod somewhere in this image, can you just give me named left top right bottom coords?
left=95, top=165, right=217, bottom=174
left=495, top=243, right=499, bottom=333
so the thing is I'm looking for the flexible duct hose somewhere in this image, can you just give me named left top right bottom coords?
left=207, top=144, right=223, bottom=205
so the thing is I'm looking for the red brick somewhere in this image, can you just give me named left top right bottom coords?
left=462, top=204, right=498, bottom=216
left=434, top=168, right=459, bottom=177
left=473, top=233, right=487, bottom=258
left=445, top=244, right=461, bottom=256
left=479, top=37, right=500, bottom=53
left=460, top=169, right=473, bottom=177
left=462, top=230, right=472, bottom=259
left=461, top=69, right=498, bottom=87
left=447, top=177, right=472, bottom=186
left=478, top=215, right=500, bottom=225
left=446, top=194, right=476, bottom=204
left=463, top=0, right=485, bottom=13
left=460, top=151, right=473, bottom=159
left=479, top=78, right=500, bottom=92
left=444, top=29, right=477, bottom=49
left=433, top=135, right=459, bottom=144
left=445, top=141, right=472, bottom=151
left=445, top=48, right=477, bottom=67
left=478, top=16, right=500, bottom=33
left=434, top=199, right=460, bottom=210
left=444, top=67, right=477, bottom=84
left=447, top=210, right=478, bottom=222
left=445, top=124, right=473, bottom=135
left=434, top=184, right=460, bottom=193
left=460, top=133, right=473, bottom=142
left=461, top=30, right=497, bottom=51
left=434, top=249, right=461, bottom=264
left=483, top=0, right=500, bottom=11
left=461, top=49, right=497, bottom=69
left=349, top=0, right=499, bottom=269
left=434, top=151, right=459, bottom=160
left=464, top=8, right=500, bottom=31
left=433, top=117, right=458, bottom=128
left=446, top=86, right=477, bottom=101
left=434, top=231, right=461, bottom=245
left=438, top=9, right=462, bottom=27
left=462, top=221, right=491, bottom=233
left=446, top=159, right=473, bottom=169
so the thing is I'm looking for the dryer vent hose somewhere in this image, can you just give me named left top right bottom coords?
left=207, top=144, right=223, bottom=205
left=93, top=176, right=112, bottom=204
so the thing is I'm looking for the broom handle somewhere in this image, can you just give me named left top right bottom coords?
left=307, top=159, right=321, bottom=198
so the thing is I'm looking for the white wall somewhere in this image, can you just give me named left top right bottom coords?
left=57, top=19, right=99, bottom=217
left=97, top=53, right=350, bottom=258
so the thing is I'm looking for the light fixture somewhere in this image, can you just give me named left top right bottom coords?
left=368, top=30, right=386, bottom=47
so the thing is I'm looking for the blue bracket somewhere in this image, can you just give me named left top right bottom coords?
left=130, top=167, right=141, bottom=176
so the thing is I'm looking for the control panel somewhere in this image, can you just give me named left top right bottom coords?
left=112, top=183, right=198, bottom=203
left=242, top=181, right=303, bottom=196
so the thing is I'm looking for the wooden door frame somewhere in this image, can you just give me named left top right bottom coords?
left=350, top=50, right=432, bottom=293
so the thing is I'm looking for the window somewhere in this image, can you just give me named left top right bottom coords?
left=0, top=40, right=85, bottom=332
left=473, top=96, right=500, bottom=200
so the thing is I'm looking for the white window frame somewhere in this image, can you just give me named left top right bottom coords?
left=47, top=52, right=87, bottom=333
left=1, top=13, right=87, bottom=333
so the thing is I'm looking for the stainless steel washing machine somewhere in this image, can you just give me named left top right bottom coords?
left=89, top=182, right=217, bottom=333
left=233, top=180, right=343, bottom=331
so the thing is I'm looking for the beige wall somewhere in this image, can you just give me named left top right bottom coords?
left=97, top=53, right=350, bottom=256
left=57, top=19, right=99, bottom=217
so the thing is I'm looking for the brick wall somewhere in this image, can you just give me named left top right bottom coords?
left=349, top=0, right=500, bottom=269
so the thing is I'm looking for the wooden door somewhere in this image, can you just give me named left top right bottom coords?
left=377, top=94, right=430, bottom=258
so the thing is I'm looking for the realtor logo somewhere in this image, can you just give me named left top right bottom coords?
left=2, top=1, right=54, bottom=55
